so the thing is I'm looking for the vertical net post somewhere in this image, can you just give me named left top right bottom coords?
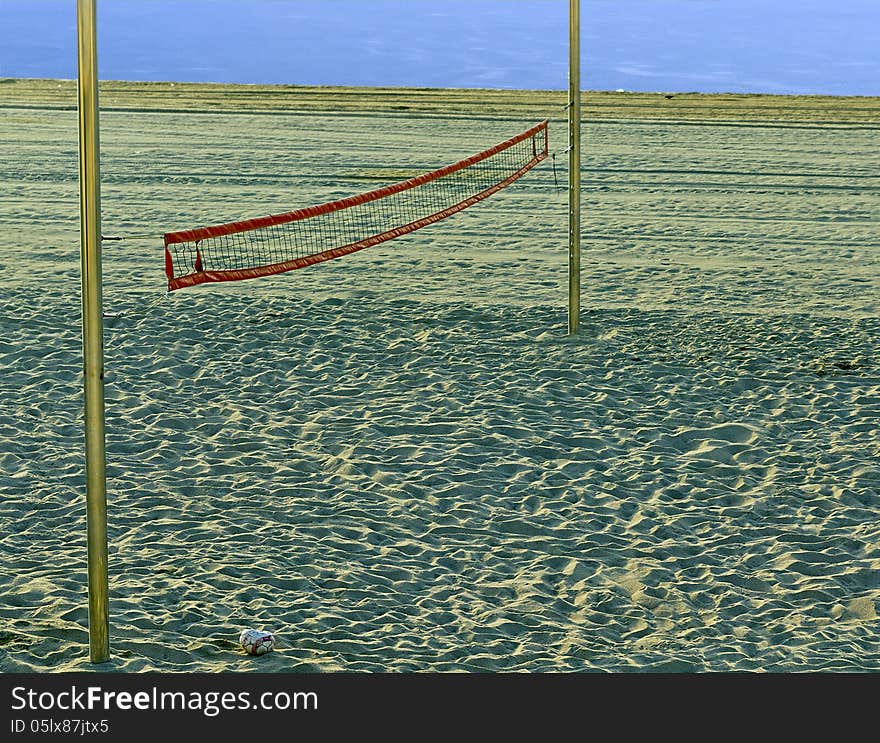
left=568, top=0, right=582, bottom=335
left=76, top=0, right=110, bottom=663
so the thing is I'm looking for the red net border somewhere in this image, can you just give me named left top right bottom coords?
left=164, top=120, right=549, bottom=291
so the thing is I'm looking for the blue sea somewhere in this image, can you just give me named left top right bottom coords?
left=1, top=0, right=878, bottom=95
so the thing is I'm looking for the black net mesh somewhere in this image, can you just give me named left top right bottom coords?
left=164, top=122, right=547, bottom=290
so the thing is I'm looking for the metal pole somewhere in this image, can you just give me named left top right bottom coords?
left=76, top=0, right=110, bottom=663
left=568, top=0, right=582, bottom=335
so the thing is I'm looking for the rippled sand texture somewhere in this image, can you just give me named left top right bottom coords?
left=1, top=82, right=878, bottom=671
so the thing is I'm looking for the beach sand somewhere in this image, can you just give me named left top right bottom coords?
left=1, top=80, right=878, bottom=672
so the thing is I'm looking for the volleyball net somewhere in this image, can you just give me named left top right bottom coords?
left=163, top=120, right=548, bottom=291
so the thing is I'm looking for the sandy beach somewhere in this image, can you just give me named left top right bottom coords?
left=1, top=80, right=878, bottom=672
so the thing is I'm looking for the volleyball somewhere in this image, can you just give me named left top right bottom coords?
left=239, top=629, right=275, bottom=656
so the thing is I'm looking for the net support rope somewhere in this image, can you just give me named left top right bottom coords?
left=162, top=120, right=548, bottom=291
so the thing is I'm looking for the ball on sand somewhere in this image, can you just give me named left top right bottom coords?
left=239, top=629, right=275, bottom=656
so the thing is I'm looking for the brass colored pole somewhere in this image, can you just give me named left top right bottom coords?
left=568, top=0, right=582, bottom=335
left=76, top=0, right=110, bottom=663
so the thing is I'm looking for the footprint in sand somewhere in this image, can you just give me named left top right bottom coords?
left=654, top=423, right=760, bottom=463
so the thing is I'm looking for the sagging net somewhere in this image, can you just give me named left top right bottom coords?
left=163, top=120, right=548, bottom=291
